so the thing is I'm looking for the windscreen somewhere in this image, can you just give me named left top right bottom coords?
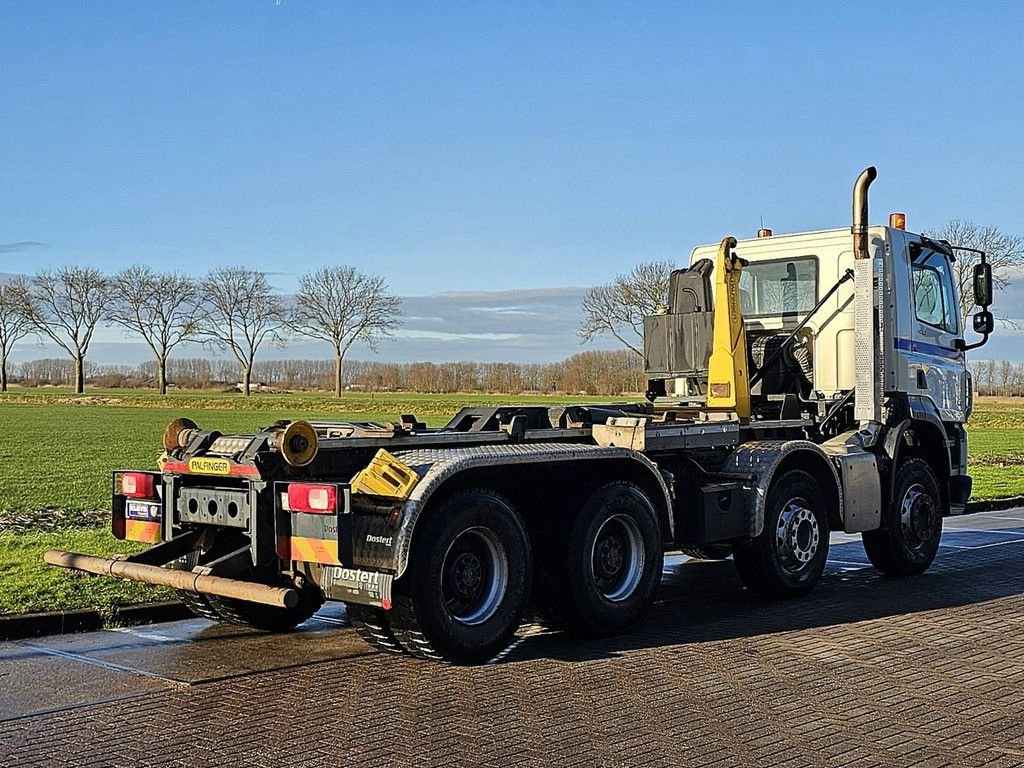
left=739, top=257, right=818, bottom=317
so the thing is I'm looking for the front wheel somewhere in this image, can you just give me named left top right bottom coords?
left=733, top=469, right=830, bottom=599
left=862, top=458, right=943, bottom=576
left=388, top=490, right=532, bottom=664
left=534, top=482, right=663, bottom=636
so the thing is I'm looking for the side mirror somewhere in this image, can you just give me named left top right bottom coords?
left=973, top=262, right=993, bottom=307
left=973, top=310, right=994, bottom=335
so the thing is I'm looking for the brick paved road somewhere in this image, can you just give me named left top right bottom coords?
left=2, top=509, right=1024, bottom=767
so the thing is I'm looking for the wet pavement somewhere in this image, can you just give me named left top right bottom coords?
left=2, top=509, right=1024, bottom=767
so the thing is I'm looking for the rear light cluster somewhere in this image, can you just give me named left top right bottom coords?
left=288, top=484, right=337, bottom=514
left=121, top=472, right=156, bottom=499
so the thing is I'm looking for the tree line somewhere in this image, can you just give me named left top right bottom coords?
left=3, top=218, right=1019, bottom=399
left=8, top=349, right=647, bottom=397
left=0, top=265, right=400, bottom=396
left=969, top=360, right=1024, bottom=398
left=12, top=350, right=1024, bottom=399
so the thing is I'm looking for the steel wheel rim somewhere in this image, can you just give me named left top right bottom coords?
left=441, top=526, right=509, bottom=626
left=775, top=497, right=820, bottom=573
left=590, top=514, right=645, bottom=602
left=900, top=483, right=937, bottom=551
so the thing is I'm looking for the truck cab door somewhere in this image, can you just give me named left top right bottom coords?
left=904, top=243, right=968, bottom=422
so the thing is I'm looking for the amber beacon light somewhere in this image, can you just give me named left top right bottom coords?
left=889, top=212, right=906, bottom=230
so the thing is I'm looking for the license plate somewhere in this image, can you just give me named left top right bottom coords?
left=126, top=500, right=160, bottom=520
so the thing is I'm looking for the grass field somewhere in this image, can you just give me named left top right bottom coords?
left=1, top=387, right=1022, bottom=616
left=0, top=529, right=168, bottom=615
left=0, top=388, right=592, bottom=615
left=0, top=388, right=581, bottom=513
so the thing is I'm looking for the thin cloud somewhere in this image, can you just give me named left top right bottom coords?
left=0, top=241, right=47, bottom=254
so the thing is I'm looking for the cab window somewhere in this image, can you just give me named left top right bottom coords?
left=739, top=256, right=818, bottom=318
left=911, top=249, right=958, bottom=333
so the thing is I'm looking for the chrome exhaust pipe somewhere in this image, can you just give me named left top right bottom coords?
left=852, top=166, right=877, bottom=259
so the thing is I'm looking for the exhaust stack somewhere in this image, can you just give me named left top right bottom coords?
left=852, top=166, right=877, bottom=259
left=851, top=166, right=883, bottom=432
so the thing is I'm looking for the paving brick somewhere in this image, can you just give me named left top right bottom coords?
left=3, top=518, right=1024, bottom=767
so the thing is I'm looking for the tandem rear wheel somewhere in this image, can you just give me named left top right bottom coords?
left=533, top=481, right=664, bottom=636
left=172, top=550, right=324, bottom=632
left=205, top=578, right=323, bottom=633
left=387, top=489, right=533, bottom=664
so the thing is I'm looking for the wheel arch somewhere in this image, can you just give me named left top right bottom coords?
left=883, top=416, right=951, bottom=512
left=720, top=440, right=843, bottom=537
left=390, top=445, right=674, bottom=579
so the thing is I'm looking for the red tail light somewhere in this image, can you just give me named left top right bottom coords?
left=288, top=484, right=337, bottom=514
left=121, top=472, right=156, bottom=499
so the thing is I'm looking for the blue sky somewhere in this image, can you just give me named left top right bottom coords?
left=2, top=2, right=1023, bottom=363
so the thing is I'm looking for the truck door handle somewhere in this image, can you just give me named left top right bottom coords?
left=917, top=369, right=927, bottom=389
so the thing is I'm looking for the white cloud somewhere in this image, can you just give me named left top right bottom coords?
left=396, top=329, right=523, bottom=342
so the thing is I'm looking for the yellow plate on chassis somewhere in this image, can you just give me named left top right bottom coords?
left=188, top=457, right=231, bottom=475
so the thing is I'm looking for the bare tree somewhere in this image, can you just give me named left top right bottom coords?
left=18, top=267, right=109, bottom=394
left=199, top=267, right=285, bottom=396
left=289, top=266, right=401, bottom=397
left=107, top=266, right=202, bottom=395
left=579, top=261, right=675, bottom=357
left=925, top=220, right=1024, bottom=326
left=0, top=278, right=34, bottom=392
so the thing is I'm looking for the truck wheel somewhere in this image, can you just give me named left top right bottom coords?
left=171, top=550, right=322, bottom=631
left=207, top=574, right=324, bottom=632
left=170, top=552, right=222, bottom=622
left=346, top=603, right=406, bottom=655
left=388, top=490, right=532, bottom=664
left=680, top=545, right=732, bottom=561
left=535, top=482, right=663, bottom=636
left=862, top=458, right=943, bottom=576
left=732, top=470, right=829, bottom=598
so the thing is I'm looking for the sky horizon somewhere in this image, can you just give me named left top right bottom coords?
left=3, top=2, right=1023, bottom=363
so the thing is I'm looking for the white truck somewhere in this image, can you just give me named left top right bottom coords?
left=47, top=166, right=994, bottom=663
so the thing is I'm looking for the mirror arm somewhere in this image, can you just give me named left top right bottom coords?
left=958, top=333, right=990, bottom=352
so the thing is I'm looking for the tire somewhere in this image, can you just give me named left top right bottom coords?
left=170, top=552, right=222, bottom=622
left=680, top=544, right=732, bottom=561
left=862, top=458, right=943, bottom=576
left=171, top=545, right=323, bottom=632
left=347, top=603, right=406, bottom=655
left=732, top=470, right=830, bottom=599
left=388, top=489, right=532, bottom=664
left=176, top=589, right=222, bottom=622
left=533, top=482, right=663, bottom=636
left=206, top=577, right=324, bottom=632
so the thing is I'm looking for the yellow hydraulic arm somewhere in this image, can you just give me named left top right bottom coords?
left=706, top=236, right=751, bottom=418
